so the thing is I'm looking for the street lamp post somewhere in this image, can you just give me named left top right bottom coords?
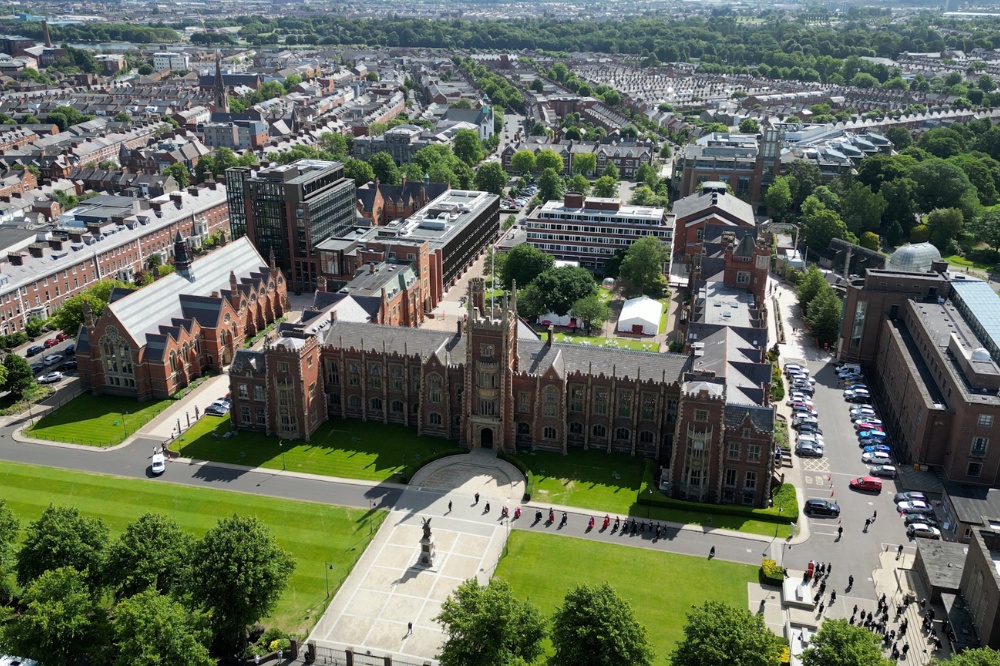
left=369, top=499, right=375, bottom=535
left=325, top=562, right=334, bottom=598
left=121, top=411, right=128, bottom=438
left=278, top=439, right=285, bottom=470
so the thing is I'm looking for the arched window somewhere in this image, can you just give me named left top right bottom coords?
left=543, top=387, right=558, bottom=416
left=349, top=395, right=361, bottom=408
left=429, top=412, right=442, bottom=425
left=99, top=326, right=134, bottom=388
left=391, top=400, right=404, bottom=413
left=543, top=426, right=556, bottom=440
left=569, top=422, right=583, bottom=434
left=427, top=373, right=442, bottom=403
left=615, top=427, right=630, bottom=441
left=639, top=431, right=655, bottom=444
left=370, top=397, right=383, bottom=411
left=517, top=422, right=530, bottom=435
left=593, top=424, right=607, bottom=438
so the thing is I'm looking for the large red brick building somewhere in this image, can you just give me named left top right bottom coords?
left=229, top=256, right=778, bottom=507
left=77, top=236, right=287, bottom=400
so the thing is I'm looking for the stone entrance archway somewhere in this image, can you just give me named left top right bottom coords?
left=480, top=426, right=494, bottom=449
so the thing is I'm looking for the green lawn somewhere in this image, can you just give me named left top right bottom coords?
left=0, top=461, right=383, bottom=636
left=519, top=449, right=792, bottom=538
left=524, top=449, right=646, bottom=514
left=176, top=416, right=463, bottom=482
left=27, top=393, right=172, bottom=447
left=945, top=254, right=996, bottom=273
left=552, top=332, right=659, bottom=352
left=658, top=298, right=669, bottom=335
left=496, top=531, right=757, bottom=663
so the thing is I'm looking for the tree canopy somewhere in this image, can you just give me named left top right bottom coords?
left=16, top=505, right=109, bottom=590
left=801, top=619, right=893, bottom=666
left=671, top=600, right=784, bottom=666
left=501, top=244, right=554, bottom=290
left=531, top=266, right=598, bottom=316
left=434, top=578, right=545, bottom=666
left=111, top=590, right=214, bottom=666
left=50, top=279, right=131, bottom=336
left=104, top=513, right=195, bottom=601
left=550, top=583, right=655, bottom=666
left=618, top=235, right=669, bottom=296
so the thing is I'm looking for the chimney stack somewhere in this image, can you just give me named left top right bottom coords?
left=42, top=21, right=52, bottom=48
left=546, top=325, right=554, bottom=346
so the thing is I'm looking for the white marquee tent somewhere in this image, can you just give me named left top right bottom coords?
left=616, top=296, right=662, bottom=336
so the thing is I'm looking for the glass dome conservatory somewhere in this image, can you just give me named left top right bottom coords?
left=886, top=243, right=941, bottom=274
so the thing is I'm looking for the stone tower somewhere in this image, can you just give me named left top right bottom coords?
left=462, top=277, right=519, bottom=452
left=214, top=50, right=229, bottom=114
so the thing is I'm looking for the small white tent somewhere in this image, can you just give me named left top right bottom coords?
left=617, top=296, right=662, bottom=336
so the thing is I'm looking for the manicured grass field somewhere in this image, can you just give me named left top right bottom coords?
left=523, top=448, right=646, bottom=514
left=945, top=254, right=996, bottom=274
left=552, top=332, right=658, bottom=352
left=176, top=416, right=463, bottom=482
left=28, top=393, right=171, bottom=447
left=496, top=531, right=757, bottom=662
left=0, top=461, right=382, bottom=636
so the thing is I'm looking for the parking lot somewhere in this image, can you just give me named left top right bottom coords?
left=22, top=332, right=78, bottom=387
left=785, top=357, right=937, bottom=598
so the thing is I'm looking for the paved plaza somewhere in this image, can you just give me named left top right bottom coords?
left=308, top=451, right=525, bottom=664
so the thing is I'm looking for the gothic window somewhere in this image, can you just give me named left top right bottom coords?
left=569, top=422, right=583, bottom=434
left=429, top=412, right=442, bottom=425
left=349, top=395, right=362, bottom=408
left=370, top=397, right=383, bottom=411
left=390, top=365, right=403, bottom=391
left=329, top=361, right=339, bottom=384
left=100, top=327, right=135, bottom=388
left=517, top=422, right=530, bottom=435
left=369, top=363, right=382, bottom=389
left=617, top=391, right=632, bottom=418
left=349, top=362, right=360, bottom=386
left=391, top=400, right=403, bottom=413
left=427, top=373, right=442, bottom=403
left=641, top=393, right=656, bottom=420
left=570, top=387, right=584, bottom=412
left=543, top=426, right=557, bottom=440
left=615, top=427, right=630, bottom=441
left=593, top=424, right=607, bottom=438
left=593, top=389, right=608, bottom=415
left=517, top=392, right=530, bottom=413
left=639, top=431, right=654, bottom=444
left=480, top=399, right=497, bottom=416
left=543, top=387, right=558, bottom=416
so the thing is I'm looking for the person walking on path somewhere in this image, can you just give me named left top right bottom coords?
left=872, top=510, right=878, bottom=522
left=447, top=500, right=452, bottom=513
left=838, top=526, right=843, bottom=540
left=864, top=518, right=871, bottom=532
left=407, top=622, right=413, bottom=636
left=897, top=544, right=904, bottom=560
left=474, top=493, right=479, bottom=505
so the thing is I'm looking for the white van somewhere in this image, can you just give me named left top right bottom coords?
left=838, top=363, right=861, bottom=377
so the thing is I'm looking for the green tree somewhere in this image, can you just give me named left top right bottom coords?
left=344, top=158, right=375, bottom=186
left=859, top=231, right=881, bottom=251
left=909, top=158, right=979, bottom=220
left=24, top=318, right=44, bottom=338
left=50, top=279, right=130, bottom=335
left=570, top=294, right=611, bottom=332
left=971, top=208, right=1000, bottom=252
left=369, top=152, right=401, bottom=185
left=593, top=175, right=619, bottom=198
left=532, top=266, right=597, bottom=316
left=161, top=162, right=190, bottom=188
left=801, top=619, right=892, bottom=666
left=474, top=162, right=507, bottom=195
left=635, top=163, right=659, bottom=189
left=191, top=514, right=295, bottom=654
left=111, top=590, right=214, bottom=666
left=886, top=220, right=905, bottom=246
left=573, top=152, right=597, bottom=176
left=2, top=353, right=34, bottom=398
left=738, top=118, right=760, bottom=134
left=550, top=583, right=654, bottom=666
left=880, top=177, right=919, bottom=232
left=454, top=129, right=484, bottom=166
left=786, top=160, right=822, bottom=207
left=566, top=174, right=591, bottom=196
left=926, top=207, right=965, bottom=251
left=885, top=125, right=913, bottom=150
left=806, top=286, right=842, bottom=346
left=282, top=74, right=302, bottom=91
left=618, top=235, right=669, bottom=296
left=796, top=266, right=828, bottom=316
left=434, top=578, right=546, bottom=666
left=801, top=205, right=848, bottom=252
left=16, top=505, right=109, bottom=589
left=510, top=150, right=536, bottom=174
left=630, top=185, right=668, bottom=207
left=317, top=132, right=349, bottom=159
left=0, top=499, right=17, bottom=594
left=764, top=176, right=793, bottom=222
left=950, top=154, right=999, bottom=206
left=601, top=161, right=620, bottom=180
left=840, top=182, right=887, bottom=235
left=671, top=600, right=783, bottom=666
left=0, top=567, right=106, bottom=666
left=502, top=244, right=554, bottom=290
left=535, top=148, right=564, bottom=173
left=104, top=513, right=195, bottom=601
left=516, top=283, right=546, bottom=318
left=935, top=647, right=1000, bottom=666
left=538, top=167, right=564, bottom=202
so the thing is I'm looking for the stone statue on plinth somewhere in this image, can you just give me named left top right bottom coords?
left=419, top=517, right=436, bottom=567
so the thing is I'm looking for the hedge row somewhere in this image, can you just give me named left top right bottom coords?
left=638, top=459, right=800, bottom=526
left=497, top=451, right=534, bottom=502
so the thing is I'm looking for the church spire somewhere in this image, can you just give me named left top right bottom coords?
left=214, top=50, right=229, bottom=114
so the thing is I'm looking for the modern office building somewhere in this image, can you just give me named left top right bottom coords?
left=523, top=192, right=673, bottom=275
left=225, top=160, right=357, bottom=293
left=838, top=244, right=1000, bottom=488
left=152, top=52, right=190, bottom=72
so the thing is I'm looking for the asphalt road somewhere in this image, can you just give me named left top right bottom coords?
left=783, top=359, right=918, bottom=597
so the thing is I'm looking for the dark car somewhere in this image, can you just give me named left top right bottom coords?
left=64, top=343, right=75, bottom=355
left=63, top=359, right=77, bottom=370
left=795, top=442, right=824, bottom=457
left=805, top=498, right=841, bottom=517
left=25, top=345, right=44, bottom=357
left=29, top=363, right=44, bottom=374
left=797, top=423, right=823, bottom=435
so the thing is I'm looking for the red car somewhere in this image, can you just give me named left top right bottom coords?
left=849, top=476, right=883, bottom=493
left=54, top=332, right=69, bottom=342
left=854, top=422, right=885, bottom=433
left=42, top=338, right=58, bottom=348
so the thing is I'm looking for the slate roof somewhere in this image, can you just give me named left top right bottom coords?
left=724, top=404, right=775, bottom=434
left=105, top=237, right=268, bottom=346
left=321, top=320, right=466, bottom=360
left=943, top=481, right=1000, bottom=525
left=672, top=188, right=755, bottom=227
left=231, top=349, right=266, bottom=375
left=517, top=339, right=690, bottom=382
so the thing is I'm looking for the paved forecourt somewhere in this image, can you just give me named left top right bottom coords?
left=309, top=451, right=525, bottom=665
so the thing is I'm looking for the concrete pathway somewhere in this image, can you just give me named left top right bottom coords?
left=308, top=450, right=521, bottom=666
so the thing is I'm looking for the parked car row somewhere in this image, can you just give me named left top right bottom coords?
left=786, top=363, right=826, bottom=460
left=205, top=396, right=231, bottom=417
